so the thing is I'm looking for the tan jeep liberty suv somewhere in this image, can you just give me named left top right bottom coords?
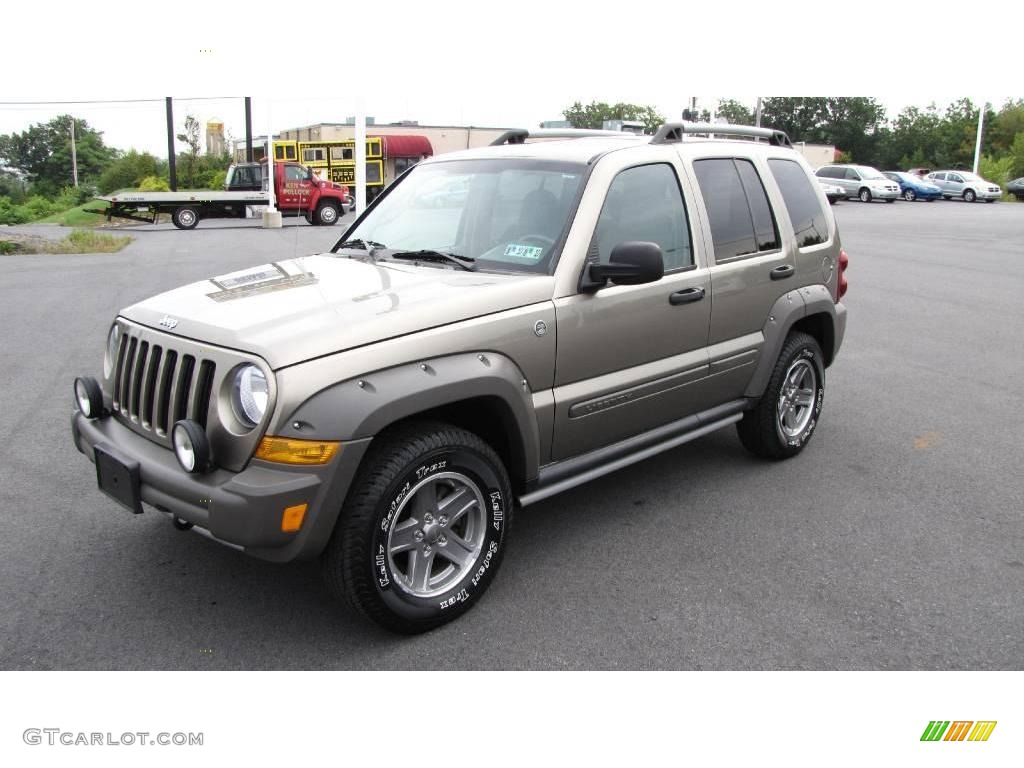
left=71, top=122, right=849, bottom=633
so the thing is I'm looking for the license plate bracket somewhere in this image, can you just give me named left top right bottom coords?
left=94, top=443, right=143, bottom=514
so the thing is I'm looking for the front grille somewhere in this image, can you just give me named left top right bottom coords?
left=112, top=331, right=216, bottom=438
left=104, top=319, right=274, bottom=472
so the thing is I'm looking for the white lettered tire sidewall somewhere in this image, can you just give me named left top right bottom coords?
left=777, top=345, right=825, bottom=450
left=370, top=444, right=508, bottom=624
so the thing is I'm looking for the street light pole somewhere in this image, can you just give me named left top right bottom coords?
left=972, top=101, right=986, bottom=176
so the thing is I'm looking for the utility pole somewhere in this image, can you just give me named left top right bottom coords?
left=244, top=97, right=253, bottom=162
left=972, top=101, right=986, bottom=175
left=69, top=118, right=79, bottom=187
left=165, top=97, right=177, bottom=191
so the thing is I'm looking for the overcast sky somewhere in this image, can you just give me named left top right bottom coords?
left=1, top=1, right=1017, bottom=158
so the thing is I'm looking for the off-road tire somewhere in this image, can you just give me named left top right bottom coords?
left=320, top=421, right=512, bottom=634
left=859, top=188, right=872, bottom=203
left=172, top=206, right=200, bottom=230
left=737, top=332, right=825, bottom=460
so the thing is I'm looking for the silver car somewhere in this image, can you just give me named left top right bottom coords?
left=815, top=164, right=900, bottom=203
left=926, top=170, right=1002, bottom=202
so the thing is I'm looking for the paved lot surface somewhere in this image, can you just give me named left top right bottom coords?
left=1, top=200, right=1022, bottom=670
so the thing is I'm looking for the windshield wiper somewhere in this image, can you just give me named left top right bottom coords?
left=389, top=250, right=477, bottom=271
left=333, top=238, right=386, bottom=256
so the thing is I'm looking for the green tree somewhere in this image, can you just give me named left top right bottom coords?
left=176, top=114, right=202, bottom=188
left=562, top=101, right=665, bottom=134
left=760, top=97, right=886, bottom=163
left=715, top=99, right=754, bottom=126
left=0, top=115, right=115, bottom=196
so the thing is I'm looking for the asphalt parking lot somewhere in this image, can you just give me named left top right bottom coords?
left=1, top=199, right=1022, bottom=670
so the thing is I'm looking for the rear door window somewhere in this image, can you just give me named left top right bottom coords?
left=768, top=159, right=828, bottom=248
left=693, top=158, right=779, bottom=262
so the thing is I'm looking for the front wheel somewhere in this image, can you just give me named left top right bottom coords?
left=859, top=188, right=872, bottom=203
left=903, top=189, right=917, bottom=201
left=316, top=202, right=339, bottom=226
left=964, top=189, right=977, bottom=203
left=737, top=332, right=825, bottom=460
left=320, top=422, right=512, bottom=634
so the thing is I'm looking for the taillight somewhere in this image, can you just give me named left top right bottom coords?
left=837, top=248, right=849, bottom=301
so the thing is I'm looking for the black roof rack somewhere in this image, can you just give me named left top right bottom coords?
left=489, top=128, right=638, bottom=146
left=650, top=122, right=793, bottom=148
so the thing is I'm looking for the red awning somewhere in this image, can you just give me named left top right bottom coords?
left=376, top=135, right=433, bottom=158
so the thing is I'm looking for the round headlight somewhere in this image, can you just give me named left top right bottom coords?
left=103, top=324, right=120, bottom=378
left=172, top=420, right=210, bottom=473
left=232, top=365, right=269, bottom=427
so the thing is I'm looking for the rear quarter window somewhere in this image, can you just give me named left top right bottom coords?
left=768, top=159, right=829, bottom=248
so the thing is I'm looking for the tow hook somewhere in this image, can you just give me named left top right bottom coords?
left=172, top=516, right=194, bottom=531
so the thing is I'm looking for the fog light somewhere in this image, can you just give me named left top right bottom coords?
left=171, top=420, right=211, bottom=473
left=74, top=376, right=103, bottom=419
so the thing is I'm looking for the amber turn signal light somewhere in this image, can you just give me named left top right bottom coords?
left=281, top=503, right=308, bottom=533
left=254, top=436, right=340, bottom=465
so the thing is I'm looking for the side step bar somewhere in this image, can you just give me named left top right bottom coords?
left=518, top=399, right=748, bottom=507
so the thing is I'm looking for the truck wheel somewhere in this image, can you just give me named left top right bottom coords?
left=172, top=206, right=200, bottom=230
left=316, top=203, right=339, bottom=226
left=737, top=332, right=825, bottom=460
left=858, top=188, right=872, bottom=203
left=320, top=421, right=512, bottom=634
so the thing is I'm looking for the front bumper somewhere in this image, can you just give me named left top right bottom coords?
left=71, top=410, right=370, bottom=562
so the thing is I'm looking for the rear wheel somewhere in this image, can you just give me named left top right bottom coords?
left=903, top=189, right=917, bottom=201
left=737, top=332, right=825, bottom=460
left=859, top=188, right=872, bottom=203
left=320, top=421, right=512, bottom=634
left=172, top=206, right=200, bottom=230
left=964, top=189, right=977, bottom=203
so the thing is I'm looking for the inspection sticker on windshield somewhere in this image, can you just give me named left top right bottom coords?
left=504, top=243, right=545, bottom=261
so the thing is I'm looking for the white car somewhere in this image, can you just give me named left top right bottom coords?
left=926, top=170, right=1002, bottom=202
left=815, top=164, right=900, bottom=203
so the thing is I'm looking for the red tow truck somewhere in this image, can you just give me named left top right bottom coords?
left=91, top=160, right=351, bottom=229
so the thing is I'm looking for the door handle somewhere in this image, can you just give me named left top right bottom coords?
left=770, top=265, right=794, bottom=280
left=669, top=287, right=705, bottom=305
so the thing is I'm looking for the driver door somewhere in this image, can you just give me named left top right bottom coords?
left=551, top=162, right=712, bottom=460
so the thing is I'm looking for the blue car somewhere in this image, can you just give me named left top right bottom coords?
left=884, top=171, right=943, bottom=202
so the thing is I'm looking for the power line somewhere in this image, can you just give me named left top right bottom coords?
left=0, top=97, right=238, bottom=106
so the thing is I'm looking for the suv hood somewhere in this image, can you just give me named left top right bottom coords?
left=122, top=254, right=554, bottom=369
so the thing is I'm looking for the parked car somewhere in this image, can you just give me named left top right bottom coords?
left=71, top=123, right=848, bottom=633
left=815, top=164, right=900, bottom=203
left=817, top=179, right=845, bottom=205
left=1006, top=177, right=1024, bottom=201
left=883, top=171, right=942, bottom=202
left=926, top=170, right=1001, bottom=202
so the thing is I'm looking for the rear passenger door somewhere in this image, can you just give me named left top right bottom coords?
left=688, top=156, right=792, bottom=400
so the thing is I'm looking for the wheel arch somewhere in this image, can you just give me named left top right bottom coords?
left=744, top=286, right=841, bottom=399
left=277, top=352, right=540, bottom=493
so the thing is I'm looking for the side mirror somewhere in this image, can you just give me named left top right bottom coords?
left=586, top=241, right=664, bottom=288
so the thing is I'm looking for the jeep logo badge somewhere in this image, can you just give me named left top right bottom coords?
left=533, top=320, right=547, bottom=337
left=158, top=315, right=179, bottom=329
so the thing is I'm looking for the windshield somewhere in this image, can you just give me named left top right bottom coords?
left=335, top=159, right=586, bottom=273
left=857, top=166, right=886, bottom=180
